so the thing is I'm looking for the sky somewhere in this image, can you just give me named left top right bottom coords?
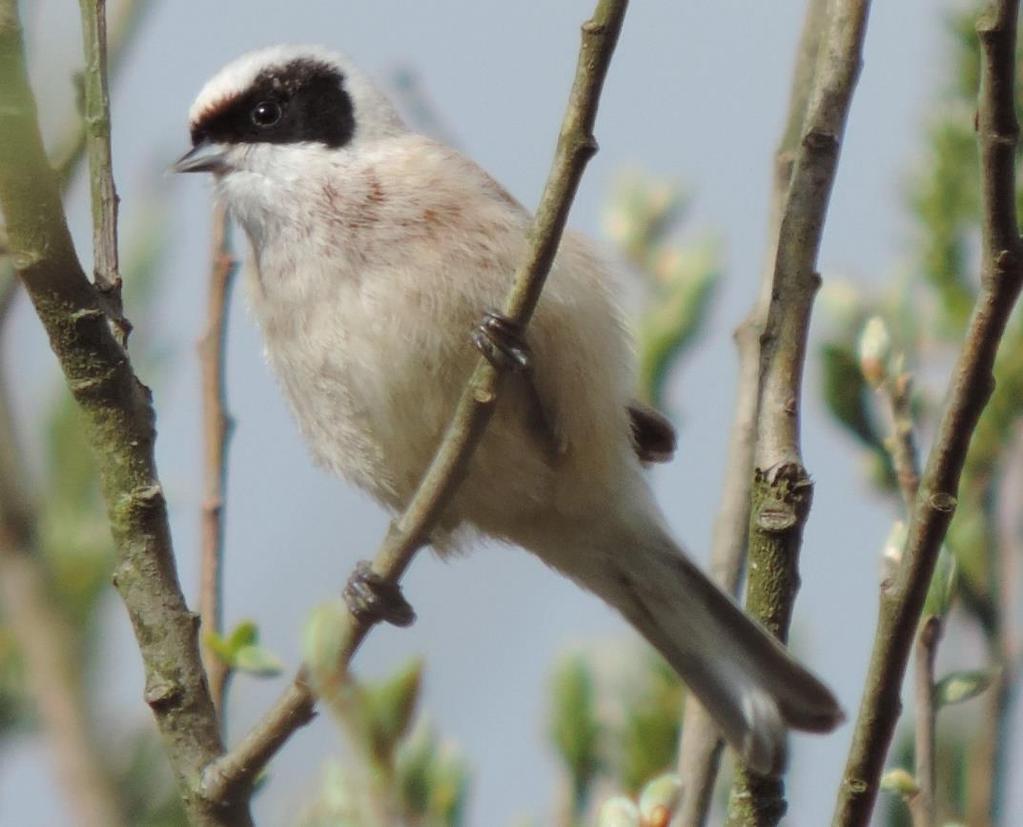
left=3, top=0, right=1019, bottom=825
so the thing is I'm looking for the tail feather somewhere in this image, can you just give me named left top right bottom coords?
left=533, top=508, right=844, bottom=776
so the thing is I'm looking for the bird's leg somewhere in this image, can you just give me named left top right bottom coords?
left=343, top=560, right=416, bottom=627
left=472, top=310, right=564, bottom=461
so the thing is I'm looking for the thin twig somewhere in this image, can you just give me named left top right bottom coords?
left=198, top=201, right=238, bottom=721
left=728, top=2, right=873, bottom=824
left=0, top=5, right=243, bottom=826
left=910, top=616, right=940, bottom=827
left=832, top=2, right=1023, bottom=824
left=200, top=0, right=630, bottom=804
left=876, top=367, right=940, bottom=827
left=880, top=370, right=921, bottom=510
left=78, top=0, right=129, bottom=343
left=675, top=1, right=828, bottom=822
left=54, top=0, right=152, bottom=190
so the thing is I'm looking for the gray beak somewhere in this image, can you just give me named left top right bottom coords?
left=173, top=141, right=229, bottom=174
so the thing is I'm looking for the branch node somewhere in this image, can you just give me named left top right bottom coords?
left=145, top=678, right=184, bottom=710
left=926, top=491, right=957, bottom=513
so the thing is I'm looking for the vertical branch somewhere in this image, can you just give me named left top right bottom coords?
left=675, top=1, right=829, bottom=822
left=729, top=1, right=873, bottom=824
left=200, top=0, right=631, bottom=804
left=0, top=4, right=244, bottom=825
left=198, top=201, right=238, bottom=720
left=77, top=0, right=129, bottom=342
left=832, top=2, right=1023, bottom=824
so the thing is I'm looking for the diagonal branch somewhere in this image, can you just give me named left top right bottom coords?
left=675, top=1, right=829, bottom=822
left=0, top=5, right=243, bottom=826
left=729, top=1, right=873, bottom=824
left=199, top=0, right=631, bottom=805
left=832, top=2, right=1023, bottom=824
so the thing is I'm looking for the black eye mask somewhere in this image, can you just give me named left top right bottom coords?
left=191, top=58, right=355, bottom=149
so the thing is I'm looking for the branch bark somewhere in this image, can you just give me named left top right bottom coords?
left=78, top=0, right=128, bottom=342
left=0, top=5, right=243, bottom=825
left=200, top=0, right=631, bottom=804
left=198, top=201, right=238, bottom=721
left=675, top=2, right=828, bottom=822
left=832, top=2, right=1023, bottom=823
left=728, top=1, right=873, bottom=824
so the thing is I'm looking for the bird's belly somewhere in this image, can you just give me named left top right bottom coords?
left=259, top=293, right=471, bottom=511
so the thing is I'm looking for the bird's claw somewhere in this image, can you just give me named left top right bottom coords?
left=472, top=310, right=531, bottom=372
left=343, top=561, right=416, bottom=627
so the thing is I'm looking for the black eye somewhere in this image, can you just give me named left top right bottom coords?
left=251, top=100, right=282, bottom=127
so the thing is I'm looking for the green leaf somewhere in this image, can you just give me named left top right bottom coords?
left=635, top=243, right=719, bottom=408
left=923, top=546, right=958, bottom=618
left=303, top=601, right=349, bottom=691
left=617, top=656, right=683, bottom=794
left=233, top=644, right=284, bottom=677
left=550, top=655, right=602, bottom=814
left=366, top=659, right=423, bottom=759
left=935, top=669, right=996, bottom=707
left=226, top=620, right=258, bottom=651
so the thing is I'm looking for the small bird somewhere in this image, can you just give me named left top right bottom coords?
left=176, top=44, right=842, bottom=775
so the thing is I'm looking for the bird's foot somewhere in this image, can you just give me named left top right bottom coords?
left=472, top=310, right=530, bottom=372
left=343, top=561, right=416, bottom=627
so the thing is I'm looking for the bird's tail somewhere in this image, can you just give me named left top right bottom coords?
left=531, top=501, right=843, bottom=775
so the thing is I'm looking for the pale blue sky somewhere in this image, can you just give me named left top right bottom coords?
left=4, top=1, right=1019, bottom=825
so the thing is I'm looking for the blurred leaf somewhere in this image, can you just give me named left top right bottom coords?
left=303, top=600, right=349, bottom=693
left=602, top=169, right=720, bottom=409
left=935, top=669, right=996, bottom=707
left=636, top=244, right=720, bottom=407
left=204, top=620, right=280, bottom=676
left=602, top=170, right=690, bottom=267
left=597, top=796, right=640, bottom=827
left=116, top=729, right=187, bottom=827
left=880, top=767, right=919, bottom=797
left=550, top=655, right=602, bottom=813
left=226, top=620, right=258, bottom=651
left=923, top=545, right=958, bottom=618
left=233, top=644, right=283, bottom=677
left=365, top=659, right=423, bottom=762
left=0, top=625, right=30, bottom=738
left=638, top=773, right=681, bottom=825
left=395, top=722, right=468, bottom=827
left=617, top=656, right=683, bottom=794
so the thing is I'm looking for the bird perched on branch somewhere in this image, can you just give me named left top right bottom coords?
left=176, top=44, right=843, bottom=775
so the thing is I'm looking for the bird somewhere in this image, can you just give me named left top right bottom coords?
left=175, top=44, right=843, bottom=775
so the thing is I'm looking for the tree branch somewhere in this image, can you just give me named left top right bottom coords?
left=910, top=615, right=940, bottom=827
left=200, top=0, right=630, bottom=804
left=0, top=5, right=244, bottom=825
left=78, top=0, right=129, bottom=342
left=728, top=1, right=873, bottom=824
left=832, top=2, right=1023, bottom=823
left=198, top=201, right=238, bottom=721
left=675, top=2, right=829, bottom=822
